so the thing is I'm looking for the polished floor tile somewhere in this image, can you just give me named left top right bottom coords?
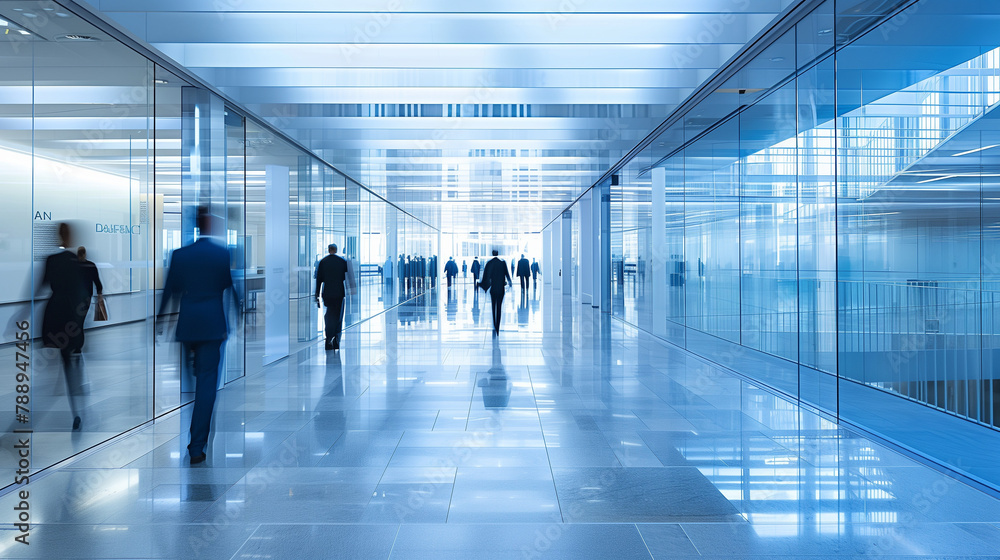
left=5, top=284, right=1000, bottom=558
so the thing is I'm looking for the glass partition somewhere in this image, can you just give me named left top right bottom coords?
left=570, top=0, right=1000, bottom=488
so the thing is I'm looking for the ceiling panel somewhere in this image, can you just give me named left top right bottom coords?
left=88, top=0, right=794, bottom=233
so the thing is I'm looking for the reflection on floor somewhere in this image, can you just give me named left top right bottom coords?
left=2, top=281, right=1000, bottom=559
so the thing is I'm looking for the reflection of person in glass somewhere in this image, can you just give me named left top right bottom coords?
left=40, top=223, right=88, bottom=430
left=156, top=208, right=239, bottom=465
left=315, top=243, right=353, bottom=351
left=76, top=247, right=104, bottom=321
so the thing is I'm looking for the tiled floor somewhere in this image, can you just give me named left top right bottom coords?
left=3, top=282, right=1000, bottom=558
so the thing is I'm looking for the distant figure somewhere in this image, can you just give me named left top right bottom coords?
left=471, top=257, right=481, bottom=285
left=480, top=250, right=512, bottom=335
left=41, top=223, right=88, bottom=430
left=315, top=243, right=353, bottom=351
left=511, top=258, right=516, bottom=276
left=531, top=259, right=541, bottom=285
left=156, top=208, right=239, bottom=464
left=445, top=257, right=459, bottom=287
left=516, top=254, right=530, bottom=290
left=77, top=246, right=104, bottom=321
left=462, top=260, right=468, bottom=280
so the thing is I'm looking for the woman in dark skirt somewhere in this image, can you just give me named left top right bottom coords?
left=40, top=223, right=88, bottom=430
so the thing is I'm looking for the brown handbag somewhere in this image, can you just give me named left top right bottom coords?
left=94, top=296, right=108, bottom=321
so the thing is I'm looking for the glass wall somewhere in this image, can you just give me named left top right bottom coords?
left=588, top=0, right=1000, bottom=488
left=0, top=0, right=436, bottom=492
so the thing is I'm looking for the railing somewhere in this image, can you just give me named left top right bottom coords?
left=839, top=280, right=1000, bottom=428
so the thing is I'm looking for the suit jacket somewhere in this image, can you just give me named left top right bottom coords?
left=316, top=253, right=349, bottom=299
left=445, top=260, right=459, bottom=276
left=41, top=250, right=88, bottom=350
left=482, top=257, right=512, bottom=296
left=531, top=262, right=540, bottom=274
left=516, top=258, right=530, bottom=277
left=471, top=260, right=481, bottom=275
left=79, top=258, right=103, bottom=299
left=158, top=238, right=235, bottom=342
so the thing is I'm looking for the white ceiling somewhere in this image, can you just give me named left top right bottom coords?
left=85, top=0, right=794, bottom=233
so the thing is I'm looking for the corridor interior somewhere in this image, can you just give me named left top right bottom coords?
left=2, top=282, right=1000, bottom=559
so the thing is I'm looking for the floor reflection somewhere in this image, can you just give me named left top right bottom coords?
left=2, top=282, right=1000, bottom=559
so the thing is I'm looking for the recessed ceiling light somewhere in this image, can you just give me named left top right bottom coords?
left=56, top=12, right=70, bottom=17
left=818, top=28, right=833, bottom=35
left=154, top=78, right=169, bottom=84
left=57, top=34, right=101, bottom=42
left=770, top=56, right=785, bottom=62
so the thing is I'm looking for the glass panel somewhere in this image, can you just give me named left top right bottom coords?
left=797, top=55, right=838, bottom=411
left=685, top=117, right=741, bottom=343
left=739, top=83, right=798, bottom=368
left=225, top=110, right=246, bottom=383
left=24, top=6, right=153, bottom=477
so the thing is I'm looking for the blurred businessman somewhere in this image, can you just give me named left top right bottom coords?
left=315, top=243, right=354, bottom=351
left=516, top=254, right=530, bottom=290
left=480, top=249, right=512, bottom=335
left=157, top=207, right=239, bottom=465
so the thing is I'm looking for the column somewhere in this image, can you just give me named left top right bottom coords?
left=592, top=184, right=602, bottom=309
left=542, top=226, right=552, bottom=285
left=651, top=167, right=667, bottom=324
left=600, top=181, right=612, bottom=312
left=552, top=214, right=562, bottom=291
left=181, top=87, right=227, bottom=389
left=580, top=192, right=593, bottom=305
left=562, top=211, right=572, bottom=294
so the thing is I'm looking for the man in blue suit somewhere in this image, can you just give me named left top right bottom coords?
left=157, top=208, right=239, bottom=465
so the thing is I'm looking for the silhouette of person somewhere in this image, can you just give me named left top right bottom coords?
left=156, top=207, right=240, bottom=464
left=471, top=257, right=481, bottom=285
left=315, top=243, right=354, bottom=350
left=480, top=249, right=512, bottom=335
left=445, top=257, right=458, bottom=287
left=516, top=254, right=530, bottom=290
left=462, top=260, right=467, bottom=280
left=531, top=259, right=540, bottom=284
left=40, top=222, right=88, bottom=430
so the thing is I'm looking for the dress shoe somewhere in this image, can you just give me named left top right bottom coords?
left=332, top=338, right=340, bottom=350
left=190, top=453, right=207, bottom=465
left=325, top=340, right=334, bottom=350
left=72, top=416, right=81, bottom=430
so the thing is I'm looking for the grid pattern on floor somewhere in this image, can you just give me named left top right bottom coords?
left=2, top=284, right=1000, bottom=559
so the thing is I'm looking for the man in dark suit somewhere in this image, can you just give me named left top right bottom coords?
left=480, top=249, right=512, bottom=335
left=316, top=243, right=353, bottom=350
left=471, top=257, right=481, bottom=285
left=516, top=254, right=531, bottom=290
left=531, top=259, right=541, bottom=285
left=444, top=257, right=458, bottom=287
left=157, top=208, right=239, bottom=465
